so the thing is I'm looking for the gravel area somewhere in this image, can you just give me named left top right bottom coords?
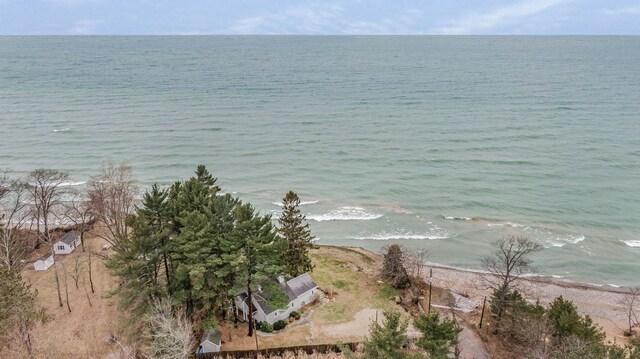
left=422, top=263, right=631, bottom=340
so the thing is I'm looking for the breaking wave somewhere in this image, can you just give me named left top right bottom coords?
left=60, top=181, right=87, bottom=187
left=623, top=240, right=640, bottom=248
left=350, top=232, right=449, bottom=241
left=307, top=206, right=383, bottom=222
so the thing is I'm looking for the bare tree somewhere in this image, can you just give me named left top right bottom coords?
left=144, top=298, right=195, bottom=359
left=481, top=235, right=543, bottom=326
left=87, top=251, right=95, bottom=293
left=61, top=263, right=72, bottom=313
left=0, top=175, right=31, bottom=271
left=620, top=286, right=640, bottom=336
left=52, top=260, right=64, bottom=308
left=87, top=160, right=138, bottom=249
left=82, top=277, right=93, bottom=307
left=67, top=253, right=84, bottom=289
left=26, top=169, right=69, bottom=249
left=62, top=190, right=94, bottom=252
left=402, top=246, right=429, bottom=278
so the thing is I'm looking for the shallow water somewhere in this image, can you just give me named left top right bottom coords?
left=1, top=36, right=639, bottom=285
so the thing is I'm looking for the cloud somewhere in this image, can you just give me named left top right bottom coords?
left=430, top=0, right=572, bottom=35
left=228, top=4, right=344, bottom=34
left=604, top=6, right=640, bottom=15
left=343, top=9, right=425, bottom=35
left=69, top=19, right=100, bottom=34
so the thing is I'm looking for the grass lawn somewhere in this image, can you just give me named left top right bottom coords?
left=310, top=246, right=401, bottom=325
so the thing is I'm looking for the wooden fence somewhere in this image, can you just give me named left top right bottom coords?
left=200, top=342, right=362, bottom=359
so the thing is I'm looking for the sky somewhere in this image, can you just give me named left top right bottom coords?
left=0, top=0, right=639, bottom=35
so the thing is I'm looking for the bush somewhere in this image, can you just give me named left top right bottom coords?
left=273, top=320, right=287, bottom=331
left=258, top=322, right=273, bottom=333
left=289, top=311, right=299, bottom=318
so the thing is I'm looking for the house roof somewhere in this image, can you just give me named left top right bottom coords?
left=282, top=272, right=317, bottom=300
left=201, top=328, right=221, bottom=345
left=37, top=252, right=53, bottom=261
left=58, top=231, right=80, bottom=245
left=239, top=272, right=318, bottom=316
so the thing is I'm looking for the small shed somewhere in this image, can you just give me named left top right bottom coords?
left=197, top=328, right=222, bottom=354
left=34, top=252, right=54, bottom=271
left=53, top=231, right=81, bottom=255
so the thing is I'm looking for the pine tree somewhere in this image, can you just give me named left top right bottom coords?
left=233, top=203, right=287, bottom=337
left=382, top=244, right=410, bottom=289
left=414, top=312, right=461, bottom=358
left=105, top=213, right=167, bottom=319
left=278, top=191, right=315, bottom=277
left=0, top=267, right=47, bottom=358
left=137, top=184, right=172, bottom=287
left=343, top=310, right=424, bottom=359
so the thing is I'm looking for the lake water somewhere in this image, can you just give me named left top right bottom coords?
left=1, top=36, right=639, bottom=285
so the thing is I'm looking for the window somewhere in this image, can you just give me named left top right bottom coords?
left=58, top=245, right=65, bottom=251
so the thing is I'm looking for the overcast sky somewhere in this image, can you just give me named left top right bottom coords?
left=1, top=0, right=639, bottom=35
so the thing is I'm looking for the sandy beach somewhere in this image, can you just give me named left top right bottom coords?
left=422, top=262, right=633, bottom=341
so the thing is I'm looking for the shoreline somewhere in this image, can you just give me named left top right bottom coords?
left=331, top=245, right=634, bottom=294
left=330, top=245, right=632, bottom=340
left=423, top=261, right=632, bottom=295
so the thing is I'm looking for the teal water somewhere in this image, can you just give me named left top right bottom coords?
left=1, top=36, right=639, bottom=285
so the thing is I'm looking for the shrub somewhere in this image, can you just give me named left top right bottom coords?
left=258, top=322, right=273, bottom=333
left=273, top=320, right=287, bottom=331
left=289, top=311, right=299, bottom=318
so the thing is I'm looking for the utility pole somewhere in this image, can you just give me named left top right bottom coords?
left=428, top=268, right=433, bottom=314
left=254, top=315, right=259, bottom=358
left=479, top=296, right=487, bottom=329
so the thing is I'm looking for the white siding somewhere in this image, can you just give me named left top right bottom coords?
left=199, top=340, right=220, bottom=353
left=254, top=306, right=268, bottom=323
left=53, top=240, right=78, bottom=255
left=34, top=256, right=54, bottom=271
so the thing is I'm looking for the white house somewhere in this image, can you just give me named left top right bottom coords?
left=197, top=328, right=221, bottom=354
left=33, top=252, right=54, bottom=271
left=53, top=231, right=81, bottom=255
left=234, top=272, right=318, bottom=325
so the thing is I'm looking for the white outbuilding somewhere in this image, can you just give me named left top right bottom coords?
left=33, top=252, right=54, bottom=271
left=53, top=231, right=81, bottom=255
left=197, top=328, right=222, bottom=354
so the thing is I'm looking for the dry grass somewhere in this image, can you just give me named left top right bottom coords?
left=17, top=234, right=125, bottom=359
left=218, top=350, right=351, bottom=359
left=6, top=244, right=398, bottom=358
left=310, top=246, right=400, bottom=325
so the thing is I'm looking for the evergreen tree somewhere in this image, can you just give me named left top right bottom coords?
left=105, top=213, right=167, bottom=319
left=232, top=203, right=287, bottom=337
left=414, top=312, right=461, bottom=358
left=382, top=244, right=410, bottom=289
left=137, top=184, right=172, bottom=287
left=0, top=267, right=47, bottom=358
left=343, top=310, right=424, bottom=359
left=278, top=191, right=315, bottom=277
left=547, top=296, right=605, bottom=344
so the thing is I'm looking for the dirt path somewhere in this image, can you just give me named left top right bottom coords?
left=457, top=321, right=491, bottom=359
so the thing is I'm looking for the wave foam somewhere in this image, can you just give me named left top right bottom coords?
left=307, top=207, right=383, bottom=222
left=623, top=240, right=640, bottom=248
left=487, top=221, right=525, bottom=228
left=444, top=216, right=473, bottom=221
left=350, top=233, right=448, bottom=241
left=52, top=128, right=70, bottom=132
left=272, top=200, right=319, bottom=207
left=60, top=181, right=87, bottom=187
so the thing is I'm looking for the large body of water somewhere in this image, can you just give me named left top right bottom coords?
left=1, top=36, right=638, bottom=285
